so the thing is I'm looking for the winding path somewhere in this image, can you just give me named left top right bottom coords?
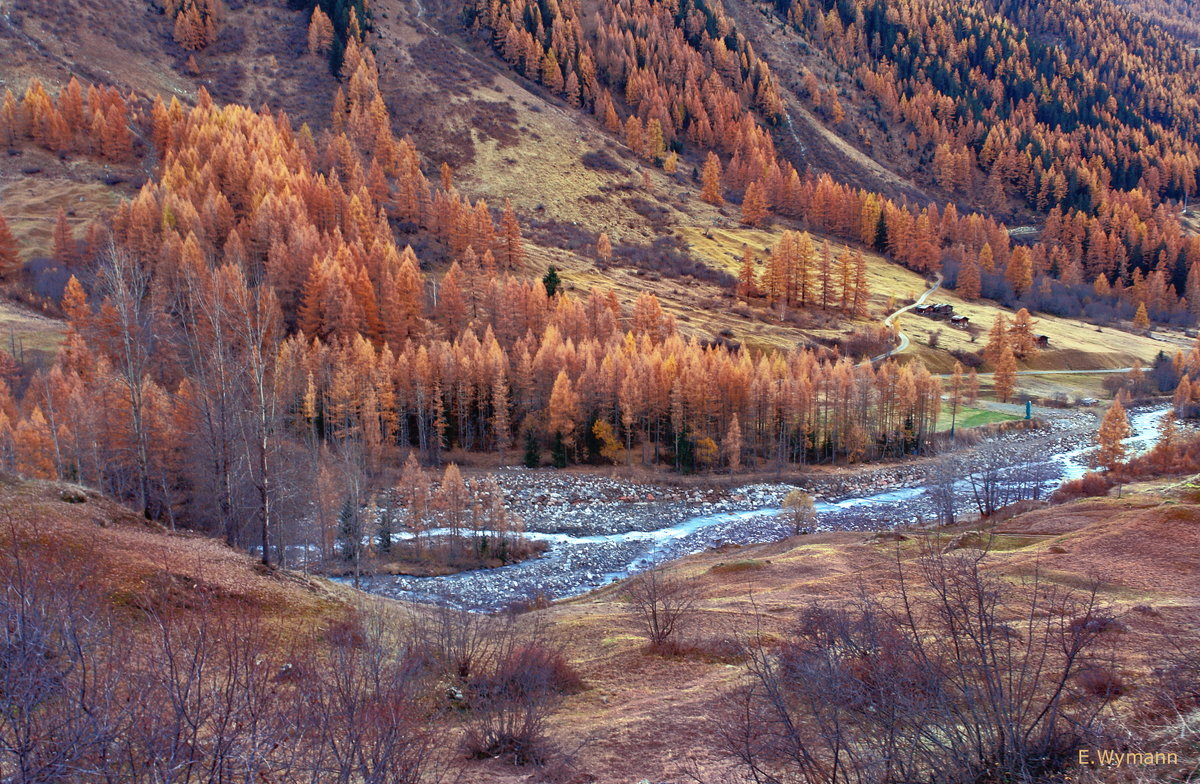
left=864, top=273, right=943, bottom=365
left=975, top=367, right=1134, bottom=378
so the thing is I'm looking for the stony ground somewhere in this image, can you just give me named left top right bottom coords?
left=349, top=406, right=1169, bottom=610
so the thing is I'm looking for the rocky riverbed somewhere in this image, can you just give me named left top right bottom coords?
left=347, top=406, right=1169, bottom=611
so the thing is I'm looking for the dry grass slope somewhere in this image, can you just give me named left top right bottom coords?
left=0, top=477, right=351, bottom=632
left=2, top=466, right=1198, bottom=782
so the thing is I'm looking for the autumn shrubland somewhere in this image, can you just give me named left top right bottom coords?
left=7, top=455, right=1199, bottom=783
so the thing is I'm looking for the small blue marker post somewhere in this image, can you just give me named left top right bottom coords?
left=1025, top=400, right=1032, bottom=420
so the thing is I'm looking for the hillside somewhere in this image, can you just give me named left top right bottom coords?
left=0, top=476, right=352, bottom=626
left=5, top=0, right=1200, bottom=781
left=4, top=0, right=1198, bottom=352
left=3, top=467, right=1198, bottom=782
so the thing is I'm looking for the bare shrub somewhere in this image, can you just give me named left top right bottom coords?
left=407, top=600, right=583, bottom=767
left=837, top=325, right=894, bottom=360
left=722, top=547, right=1119, bottom=783
left=581, top=149, right=626, bottom=173
left=460, top=618, right=583, bottom=767
left=1077, top=665, right=1128, bottom=699
left=623, top=566, right=699, bottom=650
left=463, top=642, right=579, bottom=765
left=1051, top=472, right=1115, bottom=503
left=408, top=601, right=499, bottom=681
left=504, top=590, right=553, bottom=615
left=1150, top=633, right=1200, bottom=715
left=0, top=540, right=129, bottom=783
left=668, top=634, right=746, bottom=664
left=0, top=523, right=451, bottom=784
left=612, top=236, right=736, bottom=287
left=296, top=607, right=446, bottom=784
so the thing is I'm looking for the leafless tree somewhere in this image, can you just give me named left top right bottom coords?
left=0, top=524, right=129, bottom=783
left=92, top=242, right=159, bottom=519
left=925, top=453, right=960, bottom=525
left=409, top=600, right=504, bottom=682
left=228, top=275, right=282, bottom=566
left=724, top=546, right=1119, bottom=783
left=967, top=441, right=1059, bottom=517
left=119, top=607, right=299, bottom=784
left=623, top=566, right=699, bottom=649
left=298, top=607, right=447, bottom=784
left=171, top=260, right=253, bottom=547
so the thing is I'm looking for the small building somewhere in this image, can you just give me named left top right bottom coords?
left=950, top=314, right=970, bottom=327
left=1035, top=334, right=1050, bottom=348
left=913, top=303, right=955, bottom=320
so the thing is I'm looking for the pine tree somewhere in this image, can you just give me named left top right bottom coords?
left=724, top=413, right=742, bottom=473
left=1008, top=308, right=1039, bottom=358
left=523, top=429, right=541, bottom=468
left=542, top=265, right=561, bottom=298
left=596, top=232, right=612, bottom=264
left=1096, top=397, right=1131, bottom=471
left=547, top=370, right=578, bottom=448
left=624, top=115, right=644, bottom=157
left=14, top=407, right=56, bottom=479
left=592, top=419, right=623, bottom=465
left=337, top=496, right=360, bottom=562
left=1173, top=375, right=1192, bottom=417
left=1153, top=411, right=1177, bottom=470
left=437, top=261, right=468, bottom=336
left=1133, top=301, right=1150, bottom=331
left=51, top=208, right=76, bottom=267
left=174, top=3, right=208, bottom=50
left=101, top=106, right=132, bottom=160
left=837, top=249, right=854, bottom=311
left=307, top=6, right=335, bottom=55
left=550, top=430, right=568, bottom=469
left=818, top=243, right=833, bottom=310
left=376, top=498, right=393, bottom=554
left=700, top=152, right=723, bottom=205
left=993, top=344, right=1018, bottom=403
left=983, top=313, right=1010, bottom=365
left=740, top=181, right=768, bottom=227
left=499, top=199, right=524, bottom=269
left=957, top=254, right=981, bottom=299
left=491, top=372, right=511, bottom=454
left=851, top=251, right=870, bottom=315
left=399, top=452, right=430, bottom=545
left=979, top=242, right=995, bottom=273
left=437, top=462, right=469, bottom=537
left=1006, top=246, right=1032, bottom=295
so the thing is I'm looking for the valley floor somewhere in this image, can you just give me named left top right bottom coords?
left=350, top=403, right=1169, bottom=610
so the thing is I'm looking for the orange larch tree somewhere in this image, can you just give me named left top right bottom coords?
left=0, top=211, right=19, bottom=278
left=700, top=152, right=723, bottom=205
left=1097, top=397, right=1131, bottom=471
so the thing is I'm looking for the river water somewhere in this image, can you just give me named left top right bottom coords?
left=351, top=406, right=1171, bottom=610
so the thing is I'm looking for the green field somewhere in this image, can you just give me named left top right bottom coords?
left=937, top=405, right=1021, bottom=432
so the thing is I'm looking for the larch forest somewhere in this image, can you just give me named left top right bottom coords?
left=0, top=0, right=1198, bottom=781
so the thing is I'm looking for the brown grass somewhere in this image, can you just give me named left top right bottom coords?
left=2, top=462, right=1198, bottom=783
left=0, top=478, right=350, bottom=637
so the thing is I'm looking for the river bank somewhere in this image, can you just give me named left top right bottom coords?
left=347, top=405, right=1170, bottom=611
